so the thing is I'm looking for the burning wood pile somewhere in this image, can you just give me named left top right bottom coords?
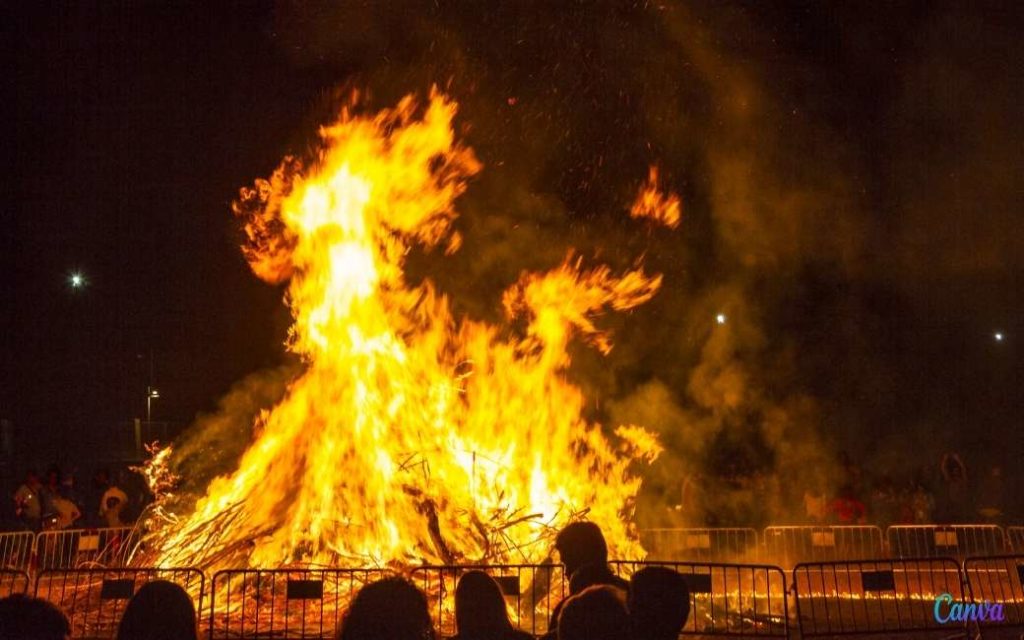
left=136, top=90, right=677, bottom=586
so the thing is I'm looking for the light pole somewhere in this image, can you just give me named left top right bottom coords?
left=146, top=386, right=159, bottom=422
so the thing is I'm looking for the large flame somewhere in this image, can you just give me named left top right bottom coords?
left=152, top=90, right=668, bottom=571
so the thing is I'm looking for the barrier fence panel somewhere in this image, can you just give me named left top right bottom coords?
left=210, top=568, right=389, bottom=639
left=888, top=525, right=1008, bottom=561
left=641, top=528, right=760, bottom=563
left=792, top=557, right=968, bottom=638
left=762, top=526, right=885, bottom=569
left=0, top=531, right=35, bottom=570
left=411, top=564, right=566, bottom=637
left=962, top=555, right=1024, bottom=637
left=1008, top=527, right=1024, bottom=553
left=35, top=567, right=204, bottom=640
left=34, top=527, right=140, bottom=569
left=610, top=560, right=788, bottom=637
left=0, top=569, right=29, bottom=597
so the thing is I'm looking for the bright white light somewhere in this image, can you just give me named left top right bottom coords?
left=69, top=273, right=84, bottom=288
left=994, top=332, right=1004, bottom=342
left=149, top=389, right=160, bottom=398
left=716, top=313, right=727, bottom=325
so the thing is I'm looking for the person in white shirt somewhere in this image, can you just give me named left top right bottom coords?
left=100, top=484, right=129, bottom=527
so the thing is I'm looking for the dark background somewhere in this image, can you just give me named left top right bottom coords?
left=4, top=2, right=1022, bottom=515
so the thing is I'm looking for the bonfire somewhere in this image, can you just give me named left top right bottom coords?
left=140, top=89, right=676, bottom=576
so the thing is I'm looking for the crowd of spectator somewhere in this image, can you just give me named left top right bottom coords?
left=7, top=466, right=134, bottom=533
left=0, top=521, right=687, bottom=640
left=801, top=451, right=1010, bottom=527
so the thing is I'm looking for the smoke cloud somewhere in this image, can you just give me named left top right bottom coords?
left=160, top=363, right=300, bottom=512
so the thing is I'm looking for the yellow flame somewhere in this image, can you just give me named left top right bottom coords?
left=152, top=90, right=663, bottom=571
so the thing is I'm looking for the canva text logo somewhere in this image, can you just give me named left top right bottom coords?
left=933, top=593, right=1005, bottom=623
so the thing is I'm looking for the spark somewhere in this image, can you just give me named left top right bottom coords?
left=716, top=313, right=727, bottom=325
left=994, top=332, right=1004, bottom=342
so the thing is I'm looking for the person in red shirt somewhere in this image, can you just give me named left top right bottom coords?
left=830, top=485, right=867, bottom=524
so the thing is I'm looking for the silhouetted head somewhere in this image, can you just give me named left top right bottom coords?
left=0, top=594, right=70, bottom=640
left=340, top=577, right=434, bottom=640
left=628, top=567, right=691, bottom=640
left=555, top=522, right=609, bottom=577
left=454, top=571, right=513, bottom=639
left=116, top=580, right=196, bottom=640
left=557, top=585, right=630, bottom=640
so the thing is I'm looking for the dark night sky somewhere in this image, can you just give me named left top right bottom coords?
left=4, top=1, right=1022, bottom=481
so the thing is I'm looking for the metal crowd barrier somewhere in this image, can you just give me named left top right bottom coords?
left=1007, top=527, right=1024, bottom=553
left=35, top=567, right=204, bottom=640
left=792, top=557, right=967, bottom=638
left=0, top=531, right=35, bottom=571
left=763, top=526, right=885, bottom=569
left=209, top=567, right=389, bottom=639
left=962, top=555, right=1024, bottom=637
left=34, top=527, right=140, bottom=569
left=412, top=563, right=566, bottom=637
left=610, top=560, right=788, bottom=637
left=888, top=525, right=1008, bottom=561
left=641, top=527, right=761, bottom=563
left=0, top=568, right=30, bottom=597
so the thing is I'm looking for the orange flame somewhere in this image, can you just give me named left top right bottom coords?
left=152, top=90, right=666, bottom=571
left=631, top=166, right=681, bottom=229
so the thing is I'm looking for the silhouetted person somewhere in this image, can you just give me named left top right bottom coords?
left=40, top=465, right=62, bottom=520
left=116, top=580, right=197, bottom=640
left=555, top=522, right=615, bottom=580
left=339, top=577, right=434, bottom=640
left=628, top=567, right=690, bottom=640
left=557, top=585, right=630, bottom=640
left=939, top=452, right=969, bottom=522
left=452, top=571, right=531, bottom=640
left=0, top=594, right=70, bottom=640
left=85, top=469, right=112, bottom=528
left=868, top=475, right=900, bottom=529
left=894, top=466, right=935, bottom=524
left=546, top=522, right=630, bottom=638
